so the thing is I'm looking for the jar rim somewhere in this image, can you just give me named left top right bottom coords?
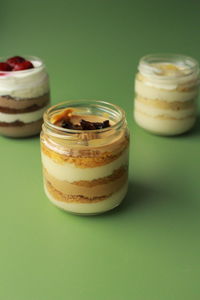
left=138, top=53, right=199, bottom=80
left=0, top=55, right=45, bottom=75
left=43, top=99, right=126, bottom=136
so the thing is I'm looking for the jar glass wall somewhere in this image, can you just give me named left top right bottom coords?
left=40, top=100, right=129, bottom=215
left=134, top=53, right=199, bottom=135
left=0, top=55, right=50, bottom=137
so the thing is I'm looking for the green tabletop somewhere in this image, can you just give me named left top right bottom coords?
left=1, top=1, right=200, bottom=299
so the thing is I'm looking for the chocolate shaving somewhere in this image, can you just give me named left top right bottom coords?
left=61, top=118, right=110, bottom=130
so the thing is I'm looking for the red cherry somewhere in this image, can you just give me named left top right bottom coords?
left=0, top=73, right=9, bottom=76
left=0, top=62, right=13, bottom=71
left=13, top=60, right=34, bottom=71
left=6, top=56, right=26, bottom=67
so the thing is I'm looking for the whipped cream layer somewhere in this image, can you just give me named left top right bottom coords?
left=134, top=110, right=195, bottom=135
left=41, top=148, right=129, bottom=182
left=0, top=105, right=48, bottom=123
left=45, top=182, right=128, bottom=214
left=135, top=79, right=198, bottom=102
left=0, top=58, right=49, bottom=99
left=135, top=100, right=196, bottom=120
left=138, top=61, right=199, bottom=90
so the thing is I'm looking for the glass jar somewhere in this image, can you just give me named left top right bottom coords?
left=40, top=100, right=129, bottom=215
left=0, top=55, right=50, bottom=137
left=134, top=53, right=199, bottom=135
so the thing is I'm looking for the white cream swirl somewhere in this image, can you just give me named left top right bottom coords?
left=138, top=62, right=200, bottom=90
left=0, top=58, right=49, bottom=99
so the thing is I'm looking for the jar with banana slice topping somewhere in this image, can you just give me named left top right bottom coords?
left=134, top=54, right=199, bottom=135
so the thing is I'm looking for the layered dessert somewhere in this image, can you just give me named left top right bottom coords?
left=0, top=55, right=50, bottom=137
left=134, top=54, right=199, bottom=135
left=40, top=101, right=129, bottom=215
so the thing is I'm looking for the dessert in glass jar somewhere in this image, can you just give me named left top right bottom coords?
left=134, top=53, right=199, bottom=135
left=0, top=55, right=50, bottom=137
left=40, top=100, right=129, bottom=215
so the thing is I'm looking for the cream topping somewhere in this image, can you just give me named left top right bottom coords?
left=138, top=62, right=199, bottom=90
left=0, top=59, right=49, bottom=99
left=0, top=105, right=48, bottom=123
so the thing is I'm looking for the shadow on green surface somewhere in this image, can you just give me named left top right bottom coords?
left=181, top=114, right=200, bottom=138
left=119, top=180, right=160, bottom=211
left=55, top=179, right=161, bottom=219
left=0, top=134, right=40, bottom=141
left=97, top=179, right=164, bottom=217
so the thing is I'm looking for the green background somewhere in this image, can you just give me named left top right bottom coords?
left=0, top=0, right=200, bottom=299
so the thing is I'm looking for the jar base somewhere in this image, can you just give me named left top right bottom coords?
left=44, top=183, right=128, bottom=215
left=0, top=119, right=43, bottom=138
left=134, top=111, right=196, bottom=136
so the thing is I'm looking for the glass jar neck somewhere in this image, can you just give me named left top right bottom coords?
left=138, top=53, right=199, bottom=87
left=43, top=100, right=126, bottom=143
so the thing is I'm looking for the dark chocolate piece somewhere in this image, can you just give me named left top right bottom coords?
left=61, top=118, right=110, bottom=130
left=61, top=120, right=73, bottom=129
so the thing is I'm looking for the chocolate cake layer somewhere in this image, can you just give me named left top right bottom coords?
left=0, top=120, right=27, bottom=127
left=0, top=102, right=49, bottom=114
left=0, top=92, right=50, bottom=110
left=0, top=119, right=43, bottom=137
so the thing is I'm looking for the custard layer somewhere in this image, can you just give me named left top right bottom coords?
left=135, top=99, right=196, bottom=120
left=135, top=78, right=198, bottom=102
left=41, top=148, right=128, bottom=181
left=135, top=108, right=195, bottom=120
left=134, top=110, right=195, bottom=135
left=135, top=95, right=195, bottom=110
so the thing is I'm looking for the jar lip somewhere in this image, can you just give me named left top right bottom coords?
left=43, top=99, right=126, bottom=135
left=138, top=53, right=199, bottom=79
left=0, top=55, right=45, bottom=75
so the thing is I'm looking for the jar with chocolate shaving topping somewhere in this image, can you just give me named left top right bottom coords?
left=40, top=100, right=129, bottom=215
left=134, top=54, right=200, bottom=135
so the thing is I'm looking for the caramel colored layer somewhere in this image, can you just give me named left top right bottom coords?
left=43, top=167, right=127, bottom=198
left=0, top=119, right=43, bottom=137
left=41, top=139, right=129, bottom=168
left=136, top=95, right=195, bottom=110
left=0, top=92, right=50, bottom=110
left=45, top=180, right=112, bottom=203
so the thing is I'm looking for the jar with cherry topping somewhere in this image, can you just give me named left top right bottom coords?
left=0, top=55, right=50, bottom=137
left=40, top=100, right=129, bottom=215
